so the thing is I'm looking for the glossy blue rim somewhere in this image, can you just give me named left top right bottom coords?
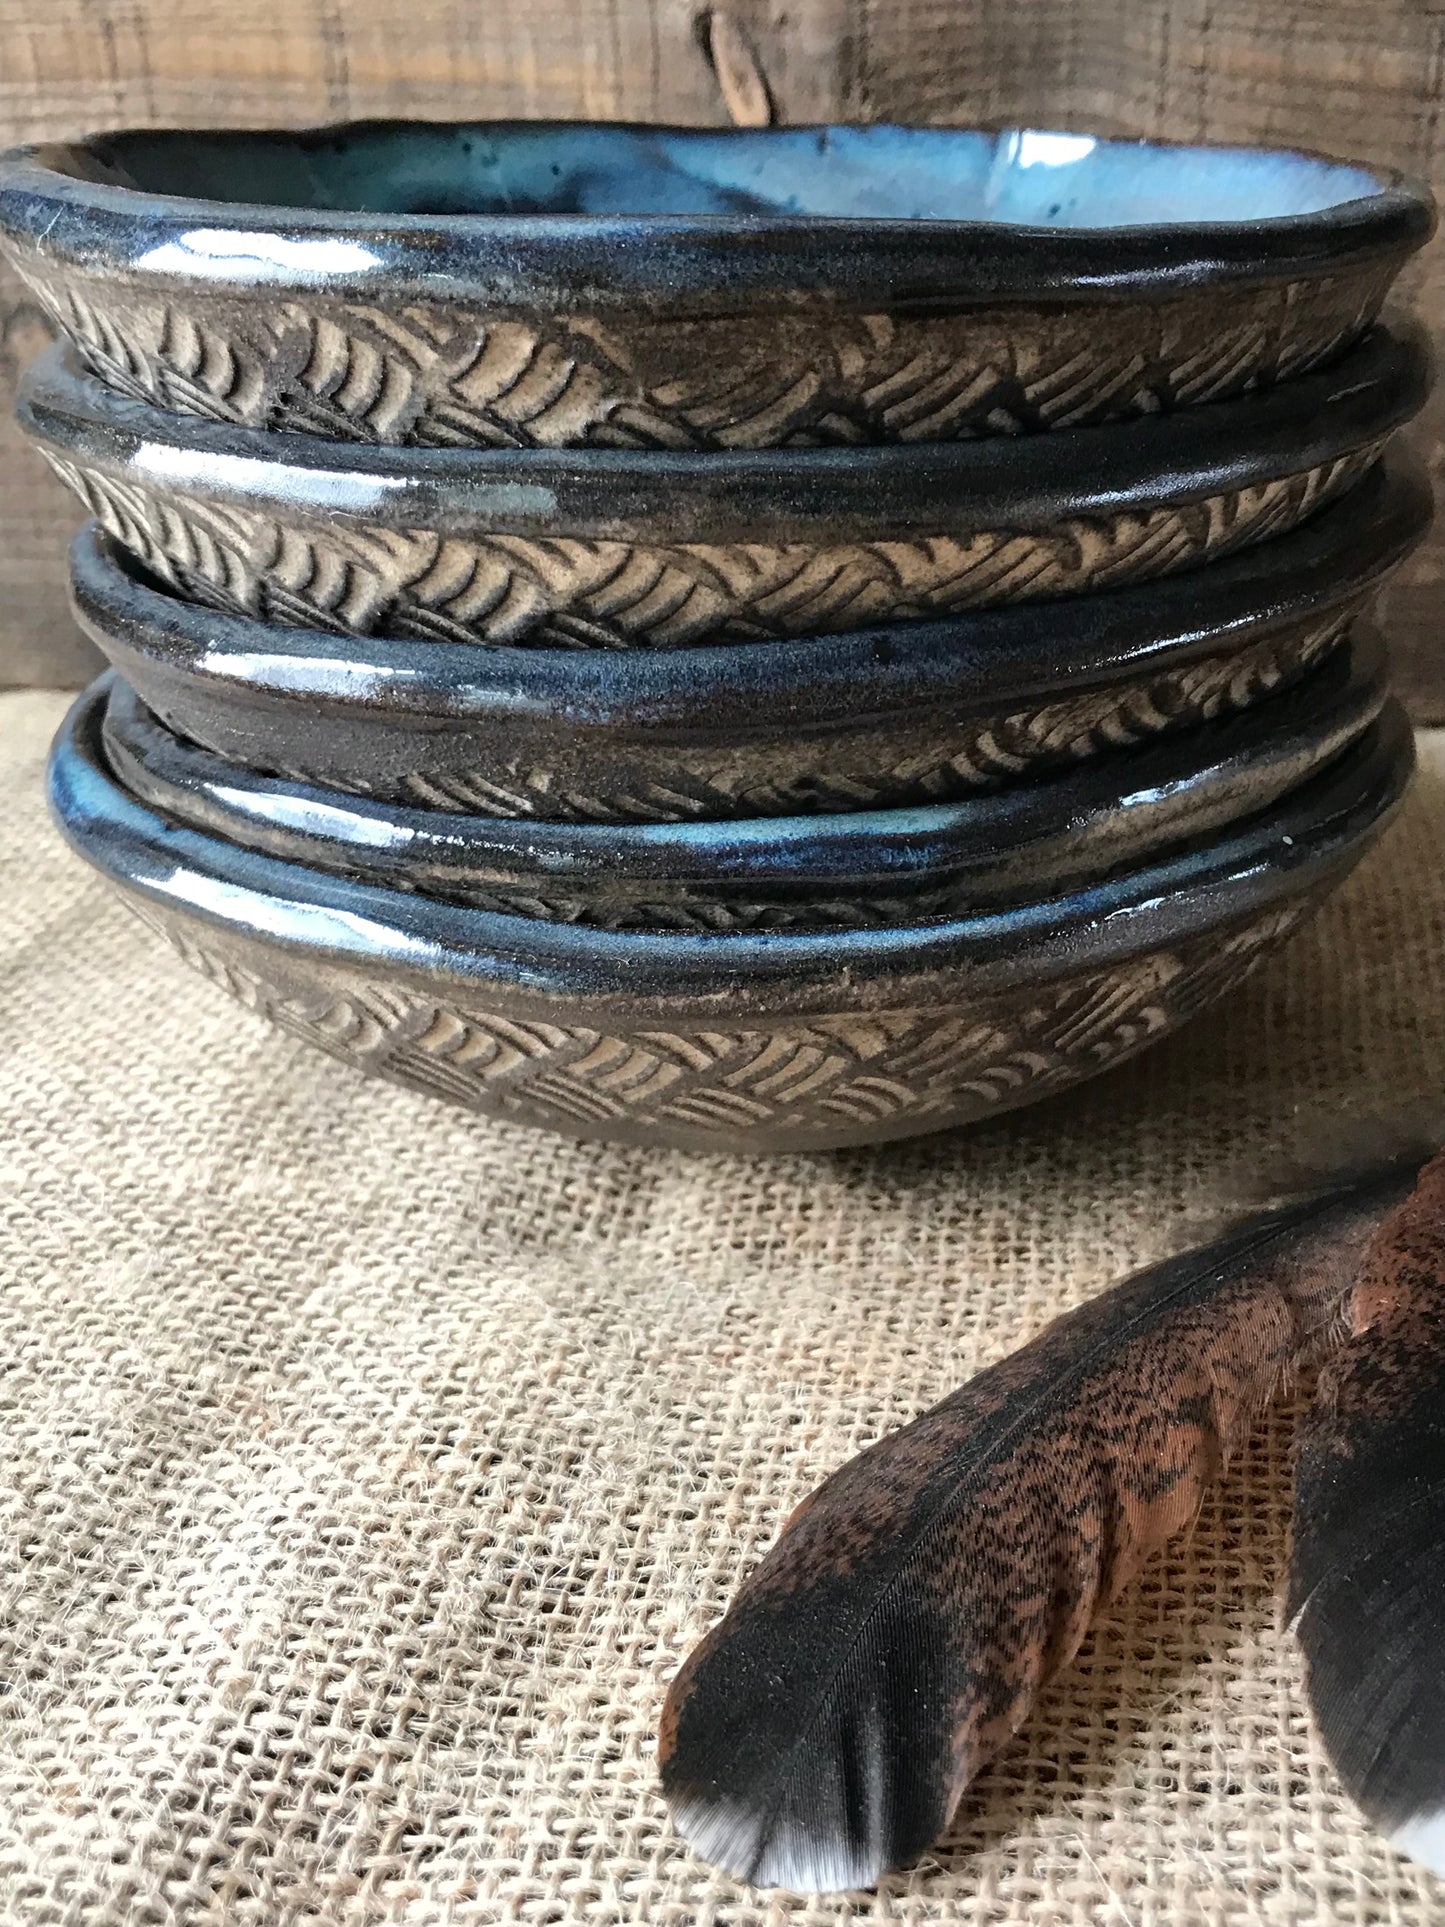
left=98, top=636, right=1387, bottom=887
left=0, top=122, right=1433, bottom=309
left=50, top=679, right=1414, bottom=1007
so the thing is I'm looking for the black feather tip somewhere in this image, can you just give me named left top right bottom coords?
left=661, top=1567, right=961, bottom=1892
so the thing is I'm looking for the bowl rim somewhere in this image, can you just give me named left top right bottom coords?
left=0, top=120, right=1435, bottom=311
left=23, top=326, right=1432, bottom=541
left=50, top=676, right=1414, bottom=1011
left=68, top=454, right=1431, bottom=735
left=97, top=636, right=1388, bottom=890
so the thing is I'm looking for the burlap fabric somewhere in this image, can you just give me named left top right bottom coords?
left=3, top=685, right=1445, bottom=1926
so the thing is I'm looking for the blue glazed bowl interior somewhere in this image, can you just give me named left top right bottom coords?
left=80, top=123, right=1384, bottom=227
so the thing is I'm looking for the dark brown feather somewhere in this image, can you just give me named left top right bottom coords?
left=660, top=1148, right=1436, bottom=1893
left=1289, top=1146, right=1445, bottom=1873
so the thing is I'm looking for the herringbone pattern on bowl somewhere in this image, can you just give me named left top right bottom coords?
left=129, top=898, right=1311, bottom=1150
left=18, top=255, right=1395, bottom=449
left=47, top=447, right=1376, bottom=646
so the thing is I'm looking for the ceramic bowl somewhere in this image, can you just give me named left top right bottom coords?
left=0, top=123, right=1433, bottom=450
left=22, top=326, right=1429, bottom=649
left=68, top=455, right=1431, bottom=818
left=50, top=679, right=1413, bottom=1152
left=98, top=631, right=1388, bottom=930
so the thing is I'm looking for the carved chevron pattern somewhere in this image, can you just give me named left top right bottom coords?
left=20, top=257, right=1396, bottom=450
left=46, top=448, right=1377, bottom=648
left=126, top=899, right=1311, bottom=1147
left=238, top=613, right=1346, bottom=822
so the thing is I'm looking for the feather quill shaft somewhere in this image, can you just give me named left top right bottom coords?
left=660, top=1147, right=1437, bottom=1894
left=1289, top=1146, right=1445, bottom=1874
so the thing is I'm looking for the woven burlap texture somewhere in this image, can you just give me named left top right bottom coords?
left=3, top=686, right=1445, bottom=1927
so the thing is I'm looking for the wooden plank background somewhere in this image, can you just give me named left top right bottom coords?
left=1, top=0, right=1440, bottom=706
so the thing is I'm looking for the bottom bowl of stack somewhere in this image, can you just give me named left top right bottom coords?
left=51, top=675, right=1413, bottom=1153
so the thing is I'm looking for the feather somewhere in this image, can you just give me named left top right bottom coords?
left=1289, top=1145, right=1445, bottom=1874
left=659, top=1141, right=1440, bottom=1894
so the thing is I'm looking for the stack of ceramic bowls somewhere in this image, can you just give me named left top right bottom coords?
left=1, top=123, right=1434, bottom=1152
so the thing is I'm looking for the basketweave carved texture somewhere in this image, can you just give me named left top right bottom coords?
left=246, top=613, right=1353, bottom=822
left=125, top=898, right=1312, bottom=1150
left=17, top=257, right=1397, bottom=450
left=45, top=448, right=1378, bottom=648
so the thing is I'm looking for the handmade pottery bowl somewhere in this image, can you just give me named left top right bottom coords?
left=98, top=631, right=1389, bottom=930
left=21, top=327, right=1429, bottom=648
left=0, top=123, right=1433, bottom=450
left=68, top=455, right=1431, bottom=817
left=50, top=682, right=1413, bottom=1152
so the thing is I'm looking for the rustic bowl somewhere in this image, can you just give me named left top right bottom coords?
left=0, top=122, right=1433, bottom=450
left=68, top=454, right=1431, bottom=817
left=50, top=680, right=1414, bottom=1152
left=21, top=326, right=1429, bottom=648
left=98, top=630, right=1388, bottom=930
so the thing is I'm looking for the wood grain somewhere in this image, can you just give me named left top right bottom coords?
left=0, top=265, right=101, bottom=687
left=0, top=0, right=1439, bottom=708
